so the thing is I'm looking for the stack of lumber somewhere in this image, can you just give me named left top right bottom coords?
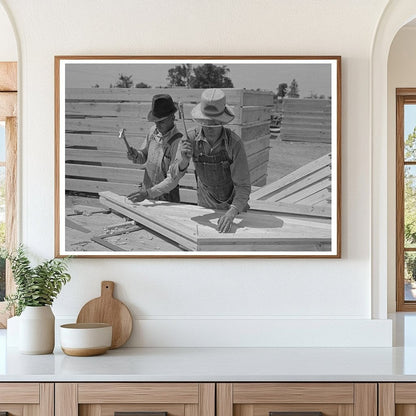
left=280, top=98, right=331, bottom=144
left=65, top=88, right=274, bottom=201
left=250, top=153, right=332, bottom=218
left=99, top=191, right=331, bottom=252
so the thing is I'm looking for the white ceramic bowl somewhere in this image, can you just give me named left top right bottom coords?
left=60, top=323, right=112, bottom=356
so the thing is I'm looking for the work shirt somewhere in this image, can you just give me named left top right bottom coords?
left=131, top=125, right=182, bottom=200
left=171, top=127, right=251, bottom=213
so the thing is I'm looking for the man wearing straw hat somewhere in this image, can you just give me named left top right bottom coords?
left=172, top=88, right=251, bottom=233
left=127, top=94, right=182, bottom=203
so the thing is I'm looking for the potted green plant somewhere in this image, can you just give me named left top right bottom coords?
left=3, top=246, right=71, bottom=354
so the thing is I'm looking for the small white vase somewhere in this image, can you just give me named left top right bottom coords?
left=19, top=306, right=55, bottom=354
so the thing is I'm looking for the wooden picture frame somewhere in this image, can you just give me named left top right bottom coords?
left=55, top=56, right=341, bottom=258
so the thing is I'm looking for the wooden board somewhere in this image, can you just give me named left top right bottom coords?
left=0, top=62, right=17, bottom=91
left=66, top=88, right=273, bottom=106
left=250, top=153, right=331, bottom=201
left=0, top=92, right=17, bottom=120
left=77, top=281, right=133, bottom=348
left=99, top=191, right=331, bottom=252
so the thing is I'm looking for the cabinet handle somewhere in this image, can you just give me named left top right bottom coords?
left=270, top=413, right=323, bottom=416
left=115, top=412, right=168, bottom=416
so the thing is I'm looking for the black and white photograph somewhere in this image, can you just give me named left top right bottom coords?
left=55, top=57, right=341, bottom=257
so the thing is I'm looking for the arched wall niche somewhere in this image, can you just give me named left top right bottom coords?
left=371, top=0, right=416, bottom=318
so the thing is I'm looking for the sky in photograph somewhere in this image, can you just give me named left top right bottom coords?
left=405, top=104, right=416, bottom=138
left=65, top=61, right=332, bottom=98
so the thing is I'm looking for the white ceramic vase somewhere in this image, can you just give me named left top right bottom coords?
left=19, top=305, right=55, bottom=354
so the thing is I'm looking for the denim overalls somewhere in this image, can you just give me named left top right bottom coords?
left=193, top=129, right=235, bottom=209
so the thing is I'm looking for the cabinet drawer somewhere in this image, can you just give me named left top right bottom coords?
left=56, top=383, right=215, bottom=416
left=0, top=383, right=53, bottom=415
left=217, top=383, right=376, bottom=416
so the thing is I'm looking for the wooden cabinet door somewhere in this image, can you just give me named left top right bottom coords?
left=55, top=383, right=215, bottom=416
left=217, top=383, right=377, bottom=416
left=379, top=383, right=416, bottom=416
left=0, top=383, right=53, bottom=415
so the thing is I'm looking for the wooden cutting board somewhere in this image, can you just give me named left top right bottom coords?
left=76, top=281, right=133, bottom=349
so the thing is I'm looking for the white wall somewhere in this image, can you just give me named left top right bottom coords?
left=387, top=26, right=416, bottom=312
left=0, top=0, right=394, bottom=347
left=0, top=3, right=16, bottom=61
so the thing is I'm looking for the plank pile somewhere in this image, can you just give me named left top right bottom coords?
left=249, top=153, right=332, bottom=218
left=65, top=88, right=274, bottom=200
left=99, top=191, right=331, bottom=252
left=280, top=98, right=331, bottom=144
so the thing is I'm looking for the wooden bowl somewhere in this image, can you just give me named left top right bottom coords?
left=60, top=323, right=112, bottom=356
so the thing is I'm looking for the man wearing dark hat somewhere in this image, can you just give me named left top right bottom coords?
left=171, top=88, right=251, bottom=233
left=127, top=94, right=183, bottom=203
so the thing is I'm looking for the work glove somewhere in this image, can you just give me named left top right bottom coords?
left=217, top=206, right=239, bottom=233
left=127, top=188, right=148, bottom=203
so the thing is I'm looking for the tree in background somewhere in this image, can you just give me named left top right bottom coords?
left=135, top=82, right=151, bottom=88
left=167, top=64, right=194, bottom=87
left=167, top=64, right=233, bottom=88
left=404, top=126, right=416, bottom=280
left=288, top=79, right=300, bottom=98
left=114, top=74, right=133, bottom=88
left=277, top=83, right=288, bottom=102
left=191, top=64, right=233, bottom=88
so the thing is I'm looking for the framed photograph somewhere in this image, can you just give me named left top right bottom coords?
left=55, top=56, right=341, bottom=258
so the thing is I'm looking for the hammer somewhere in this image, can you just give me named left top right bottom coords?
left=177, top=102, right=192, bottom=158
left=118, top=128, right=131, bottom=151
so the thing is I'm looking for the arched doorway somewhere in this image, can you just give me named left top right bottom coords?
left=371, top=1, right=416, bottom=318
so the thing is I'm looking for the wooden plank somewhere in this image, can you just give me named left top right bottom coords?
left=267, top=165, right=331, bottom=202
left=247, top=148, right=269, bottom=173
left=0, top=383, right=39, bottom=403
left=55, top=384, right=78, bottom=416
left=379, top=383, right=395, bottom=416
left=300, top=188, right=331, bottom=206
left=91, top=236, right=127, bottom=251
left=249, top=199, right=331, bottom=218
left=185, top=404, right=199, bottom=416
left=66, top=217, right=91, bottom=233
left=283, top=98, right=331, bottom=110
left=395, top=384, right=416, bottom=403
left=242, top=90, right=274, bottom=106
left=232, top=383, right=353, bottom=404
left=78, top=383, right=199, bottom=404
left=240, top=106, right=273, bottom=123
left=229, top=122, right=270, bottom=142
left=65, top=148, right=134, bottom=166
left=66, top=178, right=139, bottom=195
left=354, top=384, right=377, bottom=416
left=243, top=135, right=270, bottom=158
left=280, top=178, right=331, bottom=204
left=251, top=153, right=331, bottom=200
left=251, top=174, right=267, bottom=187
left=0, top=92, right=17, bottom=120
left=216, top=384, right=233, bottom=416
left=99, top=193, right=198, bottom=250
left=66, top=163, right=142, bottom=184
left=200, top=384, right=215, bottom=416
left=66, top=133, right=146, bottom=150
left=249, top=161, right=269, bottom=186
left=0, top=62, right=17, bottom=91
left=66, top=88, right=244, bottom=105
left=39, top=383, right=54, bottom=416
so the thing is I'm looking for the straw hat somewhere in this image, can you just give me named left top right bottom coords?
left=191, top=89, right=234, bottom=125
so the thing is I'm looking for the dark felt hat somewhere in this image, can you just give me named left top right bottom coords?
left=147, top=94, right=177, bottom=122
